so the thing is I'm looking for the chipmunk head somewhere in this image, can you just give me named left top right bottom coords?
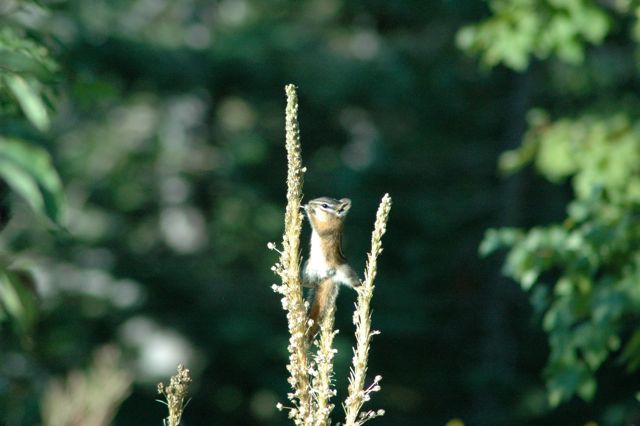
left=303, top=197, right=351, bottom=235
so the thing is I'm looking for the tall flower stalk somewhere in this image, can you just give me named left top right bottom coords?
left=157, top=364, right=192, bottom=426
left=271, top=85, right=391, bottom=426
left=311, top=293, right=338, bottom=426
left=271, top=84, right=312, bottom=424
left=343, top=194, right=391, bottom=425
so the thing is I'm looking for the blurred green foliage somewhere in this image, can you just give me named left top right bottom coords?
left=482, top=110, right=640, bottom=407
left=457, top=0, right=610, bottom=69
left=2, top=0, right=640, bottom=425
left=469, top=0, right=640, bottom=419
left=0, top=1, right=64, bottom=355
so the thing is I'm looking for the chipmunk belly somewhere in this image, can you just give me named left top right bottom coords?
left=305, top=231, right=331, bottom=280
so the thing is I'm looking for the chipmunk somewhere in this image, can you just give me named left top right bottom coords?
left=302, top=197, right=360, bottom=342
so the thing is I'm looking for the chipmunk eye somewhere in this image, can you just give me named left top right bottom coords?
left=321, top=203, right=328, bottom=209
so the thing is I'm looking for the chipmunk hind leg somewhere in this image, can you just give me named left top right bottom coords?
left=306, top=278, right=339, bottom=343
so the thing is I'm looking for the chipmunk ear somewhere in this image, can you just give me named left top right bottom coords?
left=339, top=198, right=352, bottom=214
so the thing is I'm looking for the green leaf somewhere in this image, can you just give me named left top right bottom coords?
left=479, top=229, right=502, bottom=256
left=479, top=228, right=521, bottom=256
left=0, top=137, right=65, bottom=225
left=546, top=362, right=593, bottom=406
left=547, top=367, right=578, bottom=407
left=0, top=269, right=38, bottom=337
left=0, top=50, right=56, bottom=82
left=620, top=329, right=640, bottom=372
left=0, top=27, right=58, bottom=78
left=577, top=375, right=596, bottom=401
left=0, top=156, right=44, bottom=214
left=521, top=269, right=539, bottom=290
left=3, top=74, right=50, bottom=131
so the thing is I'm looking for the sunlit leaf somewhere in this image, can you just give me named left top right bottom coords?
left=0, top=157, right=44, bottom=214
left=0, top=137, right=65, bottom=225
left=4, top=74, right=50, bottom=131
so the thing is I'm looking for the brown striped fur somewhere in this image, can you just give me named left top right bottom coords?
left=302, top=197, right=358, bottom=343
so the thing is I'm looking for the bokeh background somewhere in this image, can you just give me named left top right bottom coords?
left=3, top=0, right=640, bottom=425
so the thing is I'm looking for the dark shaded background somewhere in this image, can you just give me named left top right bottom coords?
left=3, top=0, right=635, bottom=425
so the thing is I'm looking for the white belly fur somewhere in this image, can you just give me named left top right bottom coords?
left=305, top=231, right=354, bottom=287
left=305, top=231, right=329, bottom=280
